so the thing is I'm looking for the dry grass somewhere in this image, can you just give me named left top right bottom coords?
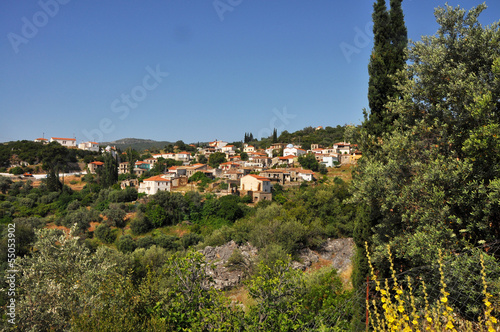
left=45, top=223, right=71, bottom=234
left=306, top=256, right=333, bottom=273
left=88, top=222, right=100, bottom=233
left=326, top=164, right=355, bottom=182
left=339, top=265, right=353, bottom=290
left=305, top=254, right=354, bottom=290
left=226, top=286, right=257, bottom=312
left=61, top=175, right=86, bottom=190
left=168, top=225, right=190, bottom=237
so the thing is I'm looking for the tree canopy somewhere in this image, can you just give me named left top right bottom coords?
left=354, top=2, right=500, bottom=271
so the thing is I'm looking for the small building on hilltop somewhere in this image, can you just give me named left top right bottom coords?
left=50, top=137, right=76, bottom=148
left=138, top=175, right=178, bottom=195
left=239, top=174, right=272, bottom=203
left=87, top=161, right=104, bottom=174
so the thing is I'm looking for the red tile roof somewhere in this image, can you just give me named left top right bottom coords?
left=143, top=176, right=170, bottom=182
left=51, top=137, right=76, bottom=141
left=35, top=138, right=48, bottom=141
left=90, top=161, right=104, bottom=165
left=247, top=174, right=270, bottom=182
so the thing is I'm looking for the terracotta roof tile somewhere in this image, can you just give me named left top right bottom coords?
left=51, top=137, right=76, bottom=141
left=143, top=176, right=171, bottom=182
left=247, top=174, right=270, bottom=182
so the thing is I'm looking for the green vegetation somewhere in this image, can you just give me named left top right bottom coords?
left=208, top=152, right=227, bottom=168
left=0, top=3, right=499, bottom=331
left=0, top=165, right=356, bottom=330
left=364, top=0, right=407, bottom=138
left=246, top=125, right=349, bottom=151
left=352, top=3, right=500, bottom=330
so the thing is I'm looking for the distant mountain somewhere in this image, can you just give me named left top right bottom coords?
left=101, top=138, right=173, bottom=152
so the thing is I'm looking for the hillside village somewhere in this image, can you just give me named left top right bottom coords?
left=30, top=135, right=361, bottom=202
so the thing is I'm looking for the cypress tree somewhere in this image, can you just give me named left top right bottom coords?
left=352, top=1, right=407, bottom=330
left=389, top=0, right=407, bottom=72
left=365, top=0, right=407, bottom=139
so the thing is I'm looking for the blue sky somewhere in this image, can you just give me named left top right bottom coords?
left=1, top=0, right=499, bottom=144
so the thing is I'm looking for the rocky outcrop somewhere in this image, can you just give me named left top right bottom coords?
left=293, top=238, right=355, bottom=273
left=201, top=238, right=355, bottom=290
left=201, top=241, right=258, bottom=290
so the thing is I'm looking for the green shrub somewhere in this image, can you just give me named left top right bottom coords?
left=154, top=234, right=180, bottom=251
left=94, top=224, right=116, bottom=244
left=9, top=166, right=24, bottom=175
left=64, top=207, right=101, bottom=235
left=136, top=235, right=155, bottom=249
left=181, top=233, right=203, bottom=249
left=130, top=213, right=152, bottom=235
left=117, top=235, right=136, bottom=253
left=67, top=200, right=81, bottom=211
left=102, top=207, right=126, bottom=227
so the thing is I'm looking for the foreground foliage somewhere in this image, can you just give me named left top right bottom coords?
left=0, top=228, right=352, bottom=331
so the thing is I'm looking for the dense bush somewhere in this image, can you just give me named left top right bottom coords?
left=94, top=224, right=116, bottom=244
left=64, top=207, right=101, bottom=235
left=108, top=187, right=138, bottom=203
left=130, top=212, right=153, bottom=235
left=117, top=235, right=137, bottom=253
left=103, top=207, right=126, bottom=227
left=154, top=233, right=180, bottom=251
left=136, top=235, right=156, bottom=249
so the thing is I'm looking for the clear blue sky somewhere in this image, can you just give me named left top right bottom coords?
left=1, top=0, right=499, bottom=144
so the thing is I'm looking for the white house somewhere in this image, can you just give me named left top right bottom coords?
left=50, top=137, right=76, bottom=148
left=34, top=138, right=48, bottom=144
left=138, top=175, right=172, bottom=195
left=333, top=142, right=351, bottom=155
left=175, top=152, right=191, bottom=162
left=153, top=153, right=176, bottom=159
left=209, top=140, right=228, bottom=148
left=78, top=141, right=99, bottom=152
left=297, top=169, right=315, bottom=181
left=321, top=155, right=339, bottom=168
left=220, top=145, right=236, bottom=154
left=283, top=144, right=306, bottom=157
left=243, top=144, right=255, bottom=153
left=240, top=174, right=272, bottom=193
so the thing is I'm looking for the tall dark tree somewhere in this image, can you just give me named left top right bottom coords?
left=98, top=153, right=118, bottom=188
left=46, top=167, right=63, bottom=192
left=389, top=0, right=407, bottom=72
left=244, top=132, right=254, bottom=143
left=272, top=128, right=278, bottom=143
left=353, top=1, right=407, bottom=330
left=364, top=0, right=407, bottom=140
